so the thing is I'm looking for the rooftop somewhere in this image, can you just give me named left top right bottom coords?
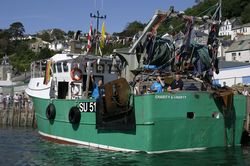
left=219, top=60, right=250, bottom=69
left=225, top=35, right=250, bottom=52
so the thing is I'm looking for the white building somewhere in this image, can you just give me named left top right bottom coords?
left=213, top=61, right=250, bottom=86
left=231, top=23, right=250, bottom=40
left=225, top=35, right=250, bottom=63
left=219, top=19, right=233, bottom=36
left=49, top=41, right=68, bottom=51
left=217, top=40, right=233, bottom=59
left=218, top=18, right=241, bottom=40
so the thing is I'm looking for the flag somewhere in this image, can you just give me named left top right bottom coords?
left=100, top=22, right=105, bottom=49
left=43, top=60, right=52, bottom=85
left=87, top=23, right=93, bottom=53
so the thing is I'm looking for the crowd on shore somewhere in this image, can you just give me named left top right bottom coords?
left=0, top=92, right=32, bottom=110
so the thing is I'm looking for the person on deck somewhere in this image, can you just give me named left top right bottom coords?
left=91, top=75, right=104, bottom=100
left=167, top=74, right=183, bottom=91
left=242, top=86, right=250, bottom=96
left=148, top=76, right=164, bottom=93
left=134, top=76, right=141, bottom=95
left=71, top=82, right=79, bottom=99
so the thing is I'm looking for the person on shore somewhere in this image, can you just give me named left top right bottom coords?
left=91, top=75, right=104, bottom=100
left=167, top=74, right=183, bottom=91
left=6, top=94, right=11, bottom=109
left=0, top=93, right=3, bottom=109
left=18, top=94, right=23, bottom=110
left=13, top=93, right=19, bottom=109
left=148, top=76, right=164, bottom=93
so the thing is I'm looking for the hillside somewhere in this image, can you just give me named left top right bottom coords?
left=118, top=0, right=250, bottom=36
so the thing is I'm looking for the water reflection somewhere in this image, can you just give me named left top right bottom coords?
left=1, top=126, right=250, bottom=166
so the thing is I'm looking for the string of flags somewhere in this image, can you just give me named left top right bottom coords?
left=86, top=21, right=106, bottom=54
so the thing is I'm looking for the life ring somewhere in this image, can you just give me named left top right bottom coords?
left=70, top=68, right=83, bottom=81
left=46, top=103, right=56, bottom=120
left=68, top=106, right=81, bottom=124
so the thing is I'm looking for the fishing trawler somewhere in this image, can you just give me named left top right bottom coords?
left=26, top=2, right=250, bottom=153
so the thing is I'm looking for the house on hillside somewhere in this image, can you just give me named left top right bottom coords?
left=231, top=23, right=250, bottom=40
left=219, top=18, right=241, bottom=38
left=49, top=41, right=68, bottom=52
left=193, top=30, right=208, bottom=45
left=213, top=60, right=250, bottom=86
left=217, top=40, right=233, bottom=59
left=30, top=38, right=50, bottom=53
left=225, top=35, right=250, bottom=63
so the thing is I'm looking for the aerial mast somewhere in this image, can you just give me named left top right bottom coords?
left=90, top=10, right=106, bottom=55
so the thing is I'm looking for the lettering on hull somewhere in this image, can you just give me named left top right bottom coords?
left=79, top=102, right=96, bottom=112
left=155, top=95, right=187, bottom=100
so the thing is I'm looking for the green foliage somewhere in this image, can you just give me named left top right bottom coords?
left=51, top=28, right=65, bottom=41
left=67, top=30, right=75, bottom=39
left=8, top=22, right=25, bottom=39
left=101, top=43, right=131, bottom=55
left=36, top=48, right=55, bottom=60
left=114, top=21, right=146, bottom=37
left=0, top=29, right=10, bottom=56
left=185, top=0, right=218, bottom=16
left=9, top=42, right=36, bottom=71
left=37, top=31, right=51, bottom=42
left=241, top=3, right=250, bottom=24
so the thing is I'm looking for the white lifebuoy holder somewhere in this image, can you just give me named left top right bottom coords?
left=70, top=68, right=83, bottom=81
left=97, top=65, right=103, bottom=72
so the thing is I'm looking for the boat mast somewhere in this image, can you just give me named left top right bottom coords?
left=90, top=10, right=106, bottom=55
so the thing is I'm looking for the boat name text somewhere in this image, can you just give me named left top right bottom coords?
left=155, top=95, right=187, bottom=100
left=79, top=102, right=96, bottom=112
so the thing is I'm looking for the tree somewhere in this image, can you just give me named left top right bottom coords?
left=8, top=22, right=25, bottom=39
left=51, top=28, right=65, bottom=41
left=37, top=48, right=55, bottom=60
left=241, top=3, right=250, bottom=23
left=114, top=21, right=146, bottom=37
left=67, top=30, right=75, bottom=39
left=0, top=29, right=10, bottom=56
left=37, top=31, right=51, bottom=42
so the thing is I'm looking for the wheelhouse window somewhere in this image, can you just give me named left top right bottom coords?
left=63, top=62, right=68, bottom=72
left=56, top=62, right=62, bottom=73
left=53, top=63, right=56, bottom=73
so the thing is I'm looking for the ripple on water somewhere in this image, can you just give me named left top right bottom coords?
left=1, top=126, right=250, bottom=166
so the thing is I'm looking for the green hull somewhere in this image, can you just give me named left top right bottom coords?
left=32, top=91, right=247, bottom=153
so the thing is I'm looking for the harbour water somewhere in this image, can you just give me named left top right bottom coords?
left=1, top=126, right=250, bottom=166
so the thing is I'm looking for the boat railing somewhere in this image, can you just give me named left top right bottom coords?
left=30, top=60, right=46, bottom=78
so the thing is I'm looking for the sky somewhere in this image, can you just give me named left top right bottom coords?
left=0, top=0, right=196, bottom=35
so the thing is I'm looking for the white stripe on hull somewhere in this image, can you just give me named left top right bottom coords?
left=38, top=131, right=139, bottom=152
left=38, top=131, right=207, bottom=154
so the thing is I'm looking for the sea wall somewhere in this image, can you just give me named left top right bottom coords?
left=0, top=102, right=36, bottom=127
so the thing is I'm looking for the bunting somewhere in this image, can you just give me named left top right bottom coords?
left=100, top=22, right=105, bottom=49
left=87, top=23, right=93, bottom=53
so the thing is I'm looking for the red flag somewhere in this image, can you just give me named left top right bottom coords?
left=87, top=23, right=92, bottom=53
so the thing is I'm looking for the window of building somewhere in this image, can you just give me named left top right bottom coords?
left=232, top=53, right=236, bottom=61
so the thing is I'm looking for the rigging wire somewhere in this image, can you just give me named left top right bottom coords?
left=101, top=0, right=104, bottom=10
left=167, top=3, right=218, bottom=34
